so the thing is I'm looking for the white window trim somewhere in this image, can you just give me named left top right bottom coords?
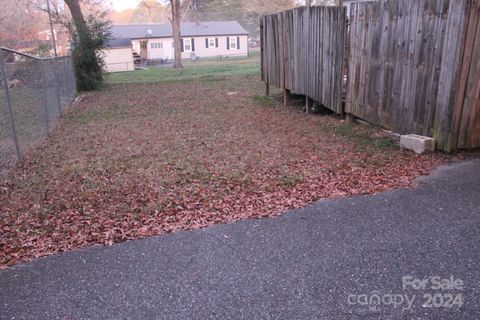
left=229, top=37, right=237, bottom=49
left=184, top=38, right=192, bottom=52
left=209, top=38, right=215, bottom=47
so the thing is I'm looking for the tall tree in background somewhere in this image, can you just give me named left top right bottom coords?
left=244, top=0, right=296, bottom=37
left=109, top=8, right=135, bottom=24
left=187, top=0, right=244, bottom=23
left=138, top=0, right=168, bottom=23
left=0, top=0, right=48, bottom=50
left=110, top=1, right=168, bottom=24
left=188, top=0, right=296, bottom=38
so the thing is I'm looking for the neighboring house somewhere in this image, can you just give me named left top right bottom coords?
left=110, top=21, right=249, bottom=62
left=101, top=38, right=135, bottom=73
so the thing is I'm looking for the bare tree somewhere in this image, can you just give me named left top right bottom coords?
left=240, top=0, right=296, bottom=37
left=63, top=0, right=89, bottom=35
left=139, top=0, right=168, bottom=23
left=46, top=0, right=58, bottom=56
left=140, top=0, right=155, bottom=23
left=0, top=0, right=49, bottom=49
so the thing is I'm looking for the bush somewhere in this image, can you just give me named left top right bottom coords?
left=72, top=35, right=103, bottom=91
left=70, top=14, right=111, bottom=91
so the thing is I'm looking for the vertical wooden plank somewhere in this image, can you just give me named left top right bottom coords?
left=463, top=16, right=480, bottom=148
left=260, top=17, right=264, bottom=82
left=435, top=0, right=470, bottom=151
left=403, top=0, right=423, bottom=133
left=451, top=0, right=480, bottom=149
left=346, top=2, right=359, bottom=114
left=420, top=0, right=449, bottom=137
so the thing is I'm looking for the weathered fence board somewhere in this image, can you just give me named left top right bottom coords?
left=346, top=0, right=479, bottom=151
left=261, top=7, right=346, bottom=114
left=261, top=1, right=479, bottom=152
left=452, top=0, right=480, bottom=149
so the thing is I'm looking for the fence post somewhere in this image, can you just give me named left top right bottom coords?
left=62, top=58, right=69, bottom=103
left=0, top=48, right=21, bottom=160
left=40, top=60, right=50, bottom=135
left=52, top=59, right=62, bottom=115
left=68, top=57, right=76, bottom=100
left=66, top=57, right=72, bottom=102
left=282, top=12, right=288, bottom=108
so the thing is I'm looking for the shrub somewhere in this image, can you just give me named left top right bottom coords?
left=70, top=14, right=111, bottom=91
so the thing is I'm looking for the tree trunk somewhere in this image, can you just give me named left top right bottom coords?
left=171, top=0, right=183, bottom=69
left=64, top=0, right=89, bottom=43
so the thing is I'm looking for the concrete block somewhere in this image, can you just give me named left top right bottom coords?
left=400, top=134, right=435, bottom=154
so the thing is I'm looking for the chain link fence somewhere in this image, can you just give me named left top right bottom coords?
left=0, top=47, right=76, bottom=178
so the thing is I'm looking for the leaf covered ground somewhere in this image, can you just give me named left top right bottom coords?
left=0, top=75, right=447, bottom=267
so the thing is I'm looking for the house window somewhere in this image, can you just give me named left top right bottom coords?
left=184, top=39, right=192, bottom=52
left=150, top=42, right=163, bottom=49
left=209, top=38, right=215, bottom=47
left=229, top=37, right=237, bottom=49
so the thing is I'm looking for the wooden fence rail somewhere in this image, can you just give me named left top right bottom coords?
left=261, top=6, right=346, bottom=114
left=261, top=0, right=480, bottom=152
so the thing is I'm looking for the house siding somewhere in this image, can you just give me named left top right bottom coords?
left=101, top=48, right=135, bottom=73
left=181, top=35, right=248, bottom=59
left=147, top=39, right=174, bottom=60
left=133, top=35, right=248, bottom=60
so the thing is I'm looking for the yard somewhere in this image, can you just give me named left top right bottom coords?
left=0, top=56, right=447, bottom=267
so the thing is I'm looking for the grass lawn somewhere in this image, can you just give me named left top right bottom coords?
left=0, top=56, right=447, bottom=267
left=106, top=54, right=260, bottom=84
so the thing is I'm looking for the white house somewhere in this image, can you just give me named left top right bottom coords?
left=110, top=21, right=249, bottom=62
left=101, top=38, right=135, bottom=73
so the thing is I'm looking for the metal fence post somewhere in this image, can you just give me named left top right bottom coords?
left=0, top=48, right=21, bottom=160
left=52, top=59, right=62, bottom=115
left=62, top=58, right=69, bottom=104
left=70, top=57, right=77, bottom=99
left=40, top=60, right=50, bottom=135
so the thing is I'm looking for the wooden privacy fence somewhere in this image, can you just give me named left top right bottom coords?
left=347, top=0, right=480, bottom=151
left=260, top=6, right=347, bottom=114
left=261, top=0, right=480, bottom=152
left=453, top=0, right=480, bottom=150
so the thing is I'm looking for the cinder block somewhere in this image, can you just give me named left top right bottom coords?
left=400, top=134, right=435, bottom=154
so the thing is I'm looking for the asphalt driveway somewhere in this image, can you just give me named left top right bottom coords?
left=1, top=160, right=479, bottom=320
